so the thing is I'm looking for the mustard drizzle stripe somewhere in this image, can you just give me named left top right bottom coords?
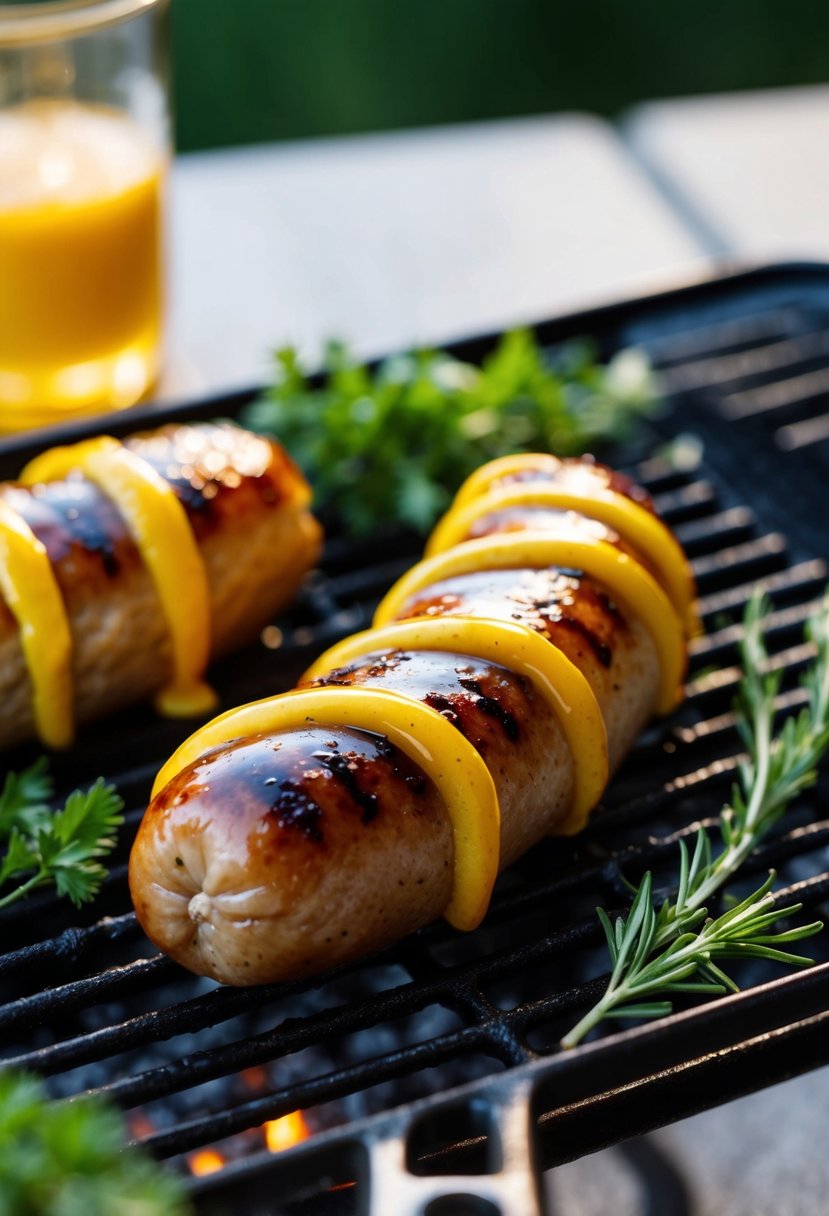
left=452, top=453, right=565, bottom=509
left=21, top=437, right=217, bottom=719
left=302, top=614, right=609, bottom=835
left=426, top=482, right=699, bottom=637
left=0, top=499, right=73, bottom=748
left=151, top=685, right=501, bottom=931
left=374, top=531, right=686, bottom=714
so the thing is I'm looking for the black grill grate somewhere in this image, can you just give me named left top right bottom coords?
left=3, top=263, right=829, bottom=1215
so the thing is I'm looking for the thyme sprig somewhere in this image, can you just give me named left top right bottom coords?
left=561, top=590, right=829, bottom=1049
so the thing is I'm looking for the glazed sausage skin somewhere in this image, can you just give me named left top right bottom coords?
left=130, top=453, right=684, bottom=987
left=131, top=726, right=455, bottom=984
left=0, top=422, right=321, bottom=748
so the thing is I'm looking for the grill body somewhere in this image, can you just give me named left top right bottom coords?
left=2, top=261, right=829, bottom=1214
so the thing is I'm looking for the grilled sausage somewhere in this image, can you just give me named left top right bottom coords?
left=0, top=422, right=322, bottom=748
left=130, top=454, right=692, bottom=986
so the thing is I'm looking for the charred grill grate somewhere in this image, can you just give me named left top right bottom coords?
left=3, top=263, right=829, bottom=1214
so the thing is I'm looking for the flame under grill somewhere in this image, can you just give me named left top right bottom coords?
left=3, top=263, right=829, bottom=1215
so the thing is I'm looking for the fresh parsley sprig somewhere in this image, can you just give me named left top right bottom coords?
left=561, top=590, right=829, bottom=1049
left=243, top=332, right=658, bottom=536
left=0, top=762, right=123, bottom=910
left=0, top=1072, right=191, bottom=1216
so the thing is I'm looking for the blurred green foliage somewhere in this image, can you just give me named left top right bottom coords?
left=173, top=0, right=829, bottom=151
left=243, top=333, right=658, bottom=536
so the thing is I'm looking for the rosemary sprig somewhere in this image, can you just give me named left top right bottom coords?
left=561, top=590, right=829, bottom=1049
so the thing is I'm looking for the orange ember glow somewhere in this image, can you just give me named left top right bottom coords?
left=188, top=1149, right=225, bottom=1177
left=241, top=1066, right=269, bottom=1091
left=127, top=1110, right=156, bottom=1140
left=263, top=1110, right=310, bottom=1153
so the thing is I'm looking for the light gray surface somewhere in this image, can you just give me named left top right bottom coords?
left=551, top=1064, right=829, bottom=1215
left=627, top=85, right=829, bottom=261
left=163, top=114, right=703, bottom=398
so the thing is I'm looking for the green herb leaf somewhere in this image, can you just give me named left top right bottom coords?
left=243, top=333, right=659, bottom=537
left=561, top=590, right=829, bottom=1049
left=0, top=769, right=124, bottom=910
left=0, top=1072, right=191, bottom=1216
left=0, top=757, right=53, bottom=841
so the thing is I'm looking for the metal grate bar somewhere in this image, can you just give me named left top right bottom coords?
left=645, top=308, right=809, bottom=367
left=0, top=957, right=170, bottom=1035
left=673, top=507, right=756, bottom=555
left=777, top=412, right=829, bottom=452
left=142, top=1027, right=493, bottom=1161
left=696, top=560, right=827, bottom=618
left=690, top=534, right=788, bottom=589
left=0, top=912, right=140, bottom=983
left=721, top=365, right=829, bottom=420
left=691, top=597, right=821, bottom=660
left=658, top=327, right=829, bottom=395
left=650, top=481, right=717, bottom=523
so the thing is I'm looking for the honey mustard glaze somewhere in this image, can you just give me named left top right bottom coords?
left=8, top=434, right=218, bottom=746
left=153, top=454, right=691, bottom=934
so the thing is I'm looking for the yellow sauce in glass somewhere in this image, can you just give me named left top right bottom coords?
left=0, top=101, right=164, bottom=431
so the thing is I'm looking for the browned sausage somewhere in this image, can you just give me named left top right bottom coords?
left=129, top=455, right=689, bottom=986
left=0, top=421, right=322, bottom=747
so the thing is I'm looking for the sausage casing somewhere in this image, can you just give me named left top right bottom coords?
left=130, top=454, right=690, bottom=985
left=0, top=421, right=322, bottom=747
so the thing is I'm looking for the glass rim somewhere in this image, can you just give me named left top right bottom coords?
left=0, top=0, right=166, bottom=45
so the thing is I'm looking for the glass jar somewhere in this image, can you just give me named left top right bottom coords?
left=0, top=0, right=171, bottom=431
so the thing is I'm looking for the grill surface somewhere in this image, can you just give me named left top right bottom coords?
left=3, top=262, right=829, bottom=1216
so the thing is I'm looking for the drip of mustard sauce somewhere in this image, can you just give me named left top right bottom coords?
left=151, top=685, right=500, bottom=931
left=10, top=435, right=216, bottom=746
left=302, top=615, right=608, bottom=836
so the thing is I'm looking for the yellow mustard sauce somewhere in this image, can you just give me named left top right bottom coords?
left=0, top=498, right=73, bottom=748
left=426, top=482, right=699, bottom=638
left=452, top=453, right=566, bottom=509
left=148, top=453, right=688, bottom=933
left=151, top=685, right=500, bottom=931
left=374, top=531, right=686, bottom=714
left=19, top=436, right=216, bottom=739
left=302, top=615, right=609, bottom=836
